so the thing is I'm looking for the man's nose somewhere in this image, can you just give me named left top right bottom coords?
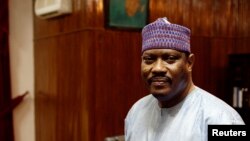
left=152, top=59, right=167, bottom=74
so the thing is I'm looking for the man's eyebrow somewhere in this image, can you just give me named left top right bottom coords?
left=142, top=53, right=153, bottom=56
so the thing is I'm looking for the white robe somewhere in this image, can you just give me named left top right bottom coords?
left=125, top=86, right=245, bottom=141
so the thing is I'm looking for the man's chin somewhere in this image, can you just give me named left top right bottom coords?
left=150, top=87, right=170, bottom=95
left=151, top=89, right=173, bottom=101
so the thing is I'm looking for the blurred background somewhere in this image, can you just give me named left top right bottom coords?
left=0, top=0, right=250, bottom=141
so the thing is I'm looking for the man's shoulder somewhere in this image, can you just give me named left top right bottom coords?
left=130, top=94, right=156, bottom=110
left=194, top=87, right=244, bottom=124
left=125, top=94, right=156, bottom=119
left=196, top=87, right=233, bottom=110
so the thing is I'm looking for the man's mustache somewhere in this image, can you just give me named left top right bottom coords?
left=149, top=76, right=172, bottom=84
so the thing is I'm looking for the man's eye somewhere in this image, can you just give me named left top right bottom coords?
left=164, top=56, right=178, bottom=63
left=143, top=56, right=154, bottom=63
left=144, top=56, right=153, bottom=60
left=168, top=56, right=177, bottom=60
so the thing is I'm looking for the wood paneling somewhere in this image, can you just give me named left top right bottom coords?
left=150, top=0, right=192, bottom=32
left=190, top=37, right=212, bottom=92
left=93, top=30, right=146, bottom=141
left=35, top=37, right=58, bottom=141
left=34, top=0, right=104, bottom=39
left=34, top=0, right=250, bottom=141
left=35, top=31, right=93, bottom=141
left=211, top=0, right=238, bottom=37
left=238, top=0, right=250, bottom=37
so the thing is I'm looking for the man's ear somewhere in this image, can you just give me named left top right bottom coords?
left=187, top=53, right=195, bottom=72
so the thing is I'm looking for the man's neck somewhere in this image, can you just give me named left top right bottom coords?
left=159, top=82, right=195, bottom=108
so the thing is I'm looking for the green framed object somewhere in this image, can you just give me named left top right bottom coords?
left=105, top=0, right=149, bottom=30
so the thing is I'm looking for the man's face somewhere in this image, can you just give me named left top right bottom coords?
left=141, top=49, right=194, bottom=103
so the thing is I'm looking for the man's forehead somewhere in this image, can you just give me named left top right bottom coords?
left=142, top=48, right=184, bottom=55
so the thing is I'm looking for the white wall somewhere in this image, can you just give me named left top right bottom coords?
left=8, top=0, right=35, bottom=141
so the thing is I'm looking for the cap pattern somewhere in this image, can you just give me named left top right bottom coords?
left=142, top=17, right=191, bottom=53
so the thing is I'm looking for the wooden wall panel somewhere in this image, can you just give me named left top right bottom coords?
left=191, top=0, right=213, bottom=36
left=238, top=0, right=250, bottom=37
left=93, top=30, right=146, bottom=140
left=190, top=37, right=212, bottom=91
left=209, top=38, right=235, bottom=98
left=34, top=0, right=104, bottom=39
left=35, top=31, right=93, bottom=141
left=234, top=38, right=250, bottom=54
left=56, top=32, right=92, bottom=141
left=35, top=38, right=57, bottom=141
left=149, top=0, right=239, bottom=37
left=34, top=0, right=250, bottom=141
left=149, top=0, right=192, bottom=30
left=211, top=0, right=238, bottom=37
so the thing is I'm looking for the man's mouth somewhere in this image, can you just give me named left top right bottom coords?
left=149, top=76, right=172, bottom=86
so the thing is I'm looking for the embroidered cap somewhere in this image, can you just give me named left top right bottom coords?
left=142, top=17, right=191, bottom=53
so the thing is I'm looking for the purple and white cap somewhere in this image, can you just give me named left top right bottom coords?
left=142, top=17, right=191, bottom=53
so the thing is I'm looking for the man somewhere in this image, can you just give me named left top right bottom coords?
left=125, top=17, right=244, bottom=141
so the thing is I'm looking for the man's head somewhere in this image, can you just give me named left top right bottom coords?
left=141, top=17, right=195, bottom=108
